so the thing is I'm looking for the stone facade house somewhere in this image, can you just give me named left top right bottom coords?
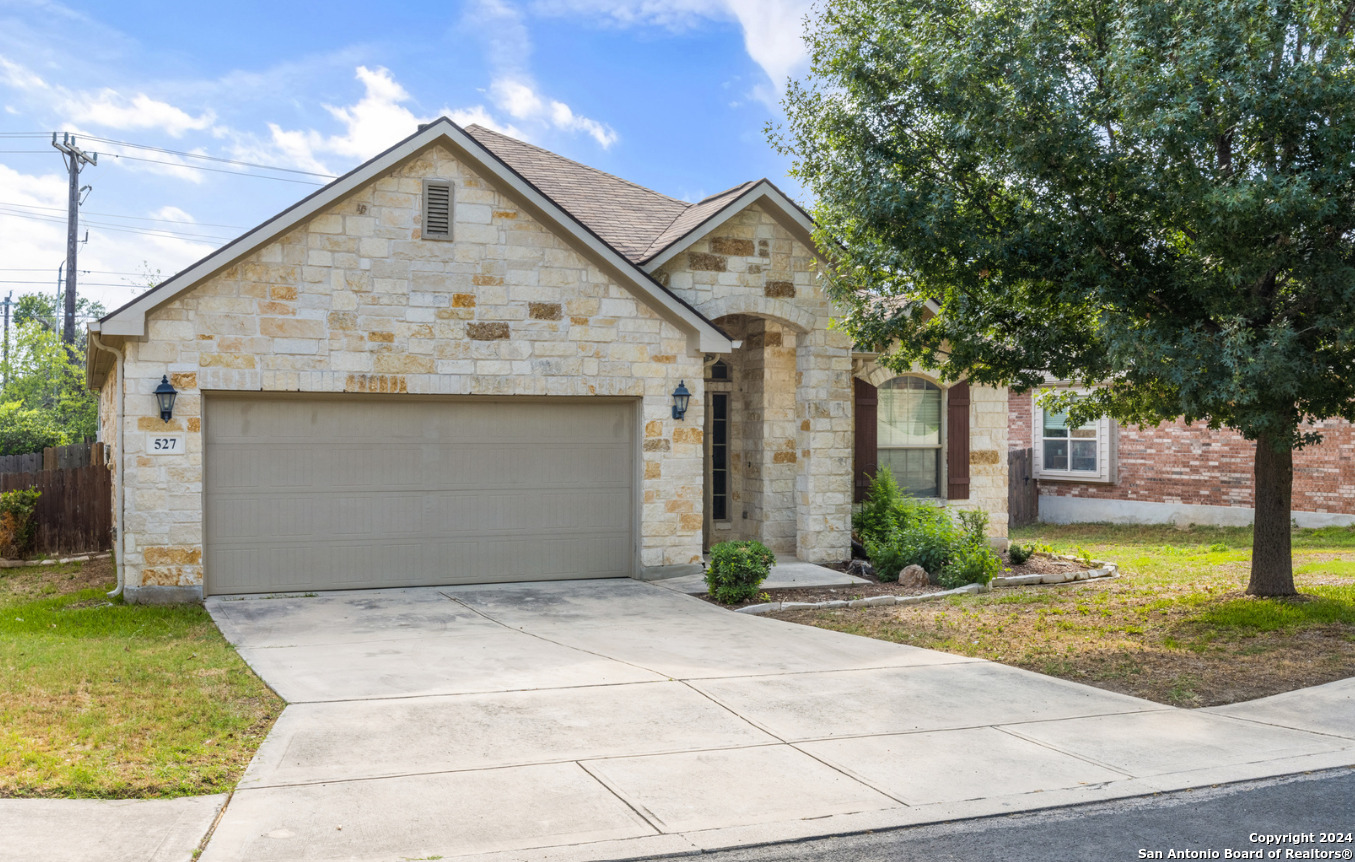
left=1009, top=389, right=1355, bottom=528
left=87, top=118, right=1007, bottom=603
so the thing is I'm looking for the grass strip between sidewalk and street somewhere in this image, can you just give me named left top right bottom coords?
left=772, top=523, right=1355, bottom=707
left=0, top=558, right=282, bottom=798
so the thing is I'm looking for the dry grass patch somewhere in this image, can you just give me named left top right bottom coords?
left=0, top=558, right=282, bottom=798
left=773, top=523, right=1355, bottom=707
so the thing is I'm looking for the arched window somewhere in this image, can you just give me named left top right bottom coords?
left=877, top=376, right=943, bottom=497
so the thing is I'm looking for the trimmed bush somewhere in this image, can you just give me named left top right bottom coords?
left=706, top=540, right=776, bottom=604
left=0, top=488, right=41, bottom=558
left=1009, top=543, right=1035, bottom=565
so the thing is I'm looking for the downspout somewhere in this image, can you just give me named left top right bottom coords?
left=89, top=331, right=125, bottom=599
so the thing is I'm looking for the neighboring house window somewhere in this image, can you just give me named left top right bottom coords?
left=1032, top=394, right=1115, bottom=483
left=877, top=376, right=943, bottom=497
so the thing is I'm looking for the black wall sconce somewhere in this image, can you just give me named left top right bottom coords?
left=671, top=380, right=691, bottom=421
left=154, top=375, right=178, bottom=423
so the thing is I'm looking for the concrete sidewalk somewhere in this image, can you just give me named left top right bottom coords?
left=189, top=579, right=1355, bottom=862
left=651, top=556, right=871, bottom=595
left=0, top=795, right=226, bottom=862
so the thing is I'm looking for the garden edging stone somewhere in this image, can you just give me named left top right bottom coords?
left=733, top=554, right=1118, bottom=615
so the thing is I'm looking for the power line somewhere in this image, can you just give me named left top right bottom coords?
left=79, top=134, right=336, bottom=178
left=0, top=208, right=234, bottom=242
left=108, top=153, right=327, bottom=185
left=0, top=267, right=149, bottom=275
left=0, top=200, right=245, bottom=229
left=0, top=280, right=148, bottom=288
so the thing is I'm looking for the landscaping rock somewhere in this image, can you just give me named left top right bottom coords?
left=898, top=565, right=929, bottom=589
left=823, top=600, right=849, bottom=609
left=1040, top=572, right=1070, bottom=584
left=780, top=602, right=819, bottom=611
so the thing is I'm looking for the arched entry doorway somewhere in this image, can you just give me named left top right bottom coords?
left=702, top=313, right=805, bottom=555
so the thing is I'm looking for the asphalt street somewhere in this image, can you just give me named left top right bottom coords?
left=672, top=768, right=1355, bottom=862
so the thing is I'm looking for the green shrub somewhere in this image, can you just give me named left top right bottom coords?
left=1009, top=543, right=1035, bottom=565
left=0, top=402, right=68, bottom=457
left=0, top=488, right=42, bottom=558
left=940, top=541, right=1002, bottom=589
left=863, top=528, right=908, bottom=582
left=852, top=469, right=905, bottom=547
left=705, top=540, right=776, bottom=604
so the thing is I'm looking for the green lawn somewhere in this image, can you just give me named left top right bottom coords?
left=0, top=558, right=282, bottom=798
left=774, top=523, right=1355, bottom=706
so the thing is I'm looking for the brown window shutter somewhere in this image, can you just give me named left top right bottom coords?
left=853, top=378, right=878, bottom=503
left=947, top=380, right=971, bottom=500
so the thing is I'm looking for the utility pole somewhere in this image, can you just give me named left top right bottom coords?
left=51, top=133, right=96, bottom=347
left=2, top=291, right=10, bottom=389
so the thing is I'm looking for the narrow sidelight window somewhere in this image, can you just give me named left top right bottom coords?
left=422, top=180, right=453, bottom=240
left=710, top=392, right=729, bottom=521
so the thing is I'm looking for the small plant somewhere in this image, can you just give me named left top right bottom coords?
left=1009, top=543, right=1035, bottom=565
left=1207, top=542, right=1229, bottom=552
left=938, top=542, right=1002, bottom=588
left=955, top=508, right=990, bottom=545
left=705, top=540, right=776, bottom=604
left=1072, top=545, right=1096, bottom=566
left=0, top=488, right=41, bottom=558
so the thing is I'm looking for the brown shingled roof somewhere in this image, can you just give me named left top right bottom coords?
left=464, top=125, right=759, bottom=266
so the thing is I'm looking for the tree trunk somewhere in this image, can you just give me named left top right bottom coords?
left=1248, top=434, right=1297, bottom=597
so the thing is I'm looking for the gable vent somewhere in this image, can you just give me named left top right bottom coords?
left=422, top=180, right=453, bottom=241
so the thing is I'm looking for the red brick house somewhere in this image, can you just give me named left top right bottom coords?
left=1008, top=390, right=1355, bottom=528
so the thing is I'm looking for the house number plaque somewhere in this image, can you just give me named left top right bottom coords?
left=147, top=434, right=186, bottom=456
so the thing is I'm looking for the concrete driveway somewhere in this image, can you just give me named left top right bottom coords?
left=202, top=579, right=1355, bottom=862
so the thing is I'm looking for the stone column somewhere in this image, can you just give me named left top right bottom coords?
left=794, top=326, right=854, bottom=562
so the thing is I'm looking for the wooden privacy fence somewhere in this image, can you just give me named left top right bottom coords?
left=0, top=441, right=105, bottom=475
left=0, top=443, right=113, bottom=555
left=1008, top=447, right=1038, bottom=528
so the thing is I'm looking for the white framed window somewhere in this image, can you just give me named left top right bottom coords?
left=877, top=376, right=944, bottom=498
left=1032, top=393, right=1115, bottom=483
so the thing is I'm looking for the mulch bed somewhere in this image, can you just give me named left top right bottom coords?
left=696, top=551, right=1093, bottom=609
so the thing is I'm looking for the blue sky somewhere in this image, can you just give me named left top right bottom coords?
left=0, top=0, right=814, bottom=316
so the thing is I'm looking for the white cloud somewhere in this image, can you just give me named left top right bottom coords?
left=464, top=0, right=619, bottom=148
left=491, top=78, right=617, bottom=148
left=0, top=56, right=216, bottom=137
left=532, top=0, right=813, bottom=98
left=65, top=90, right=215, bottom=137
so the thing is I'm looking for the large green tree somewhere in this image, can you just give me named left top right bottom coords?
left=776, top=0, right=1355, bottom=597
left=0, top=320, right=98, bottom=453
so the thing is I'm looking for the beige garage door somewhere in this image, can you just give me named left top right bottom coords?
left=204, top=395, right=636, bottom=595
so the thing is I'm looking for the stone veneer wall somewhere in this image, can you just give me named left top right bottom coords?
left=854, top=359, right=1009, bottom=540
left=111, top=143, right=707, bottom=599
left=657, top=204, right=855, bottom=562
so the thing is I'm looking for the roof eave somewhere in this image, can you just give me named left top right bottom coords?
left=639, top=180, right=821, bottom=273
left=99, top=118, right=732, bottom=354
